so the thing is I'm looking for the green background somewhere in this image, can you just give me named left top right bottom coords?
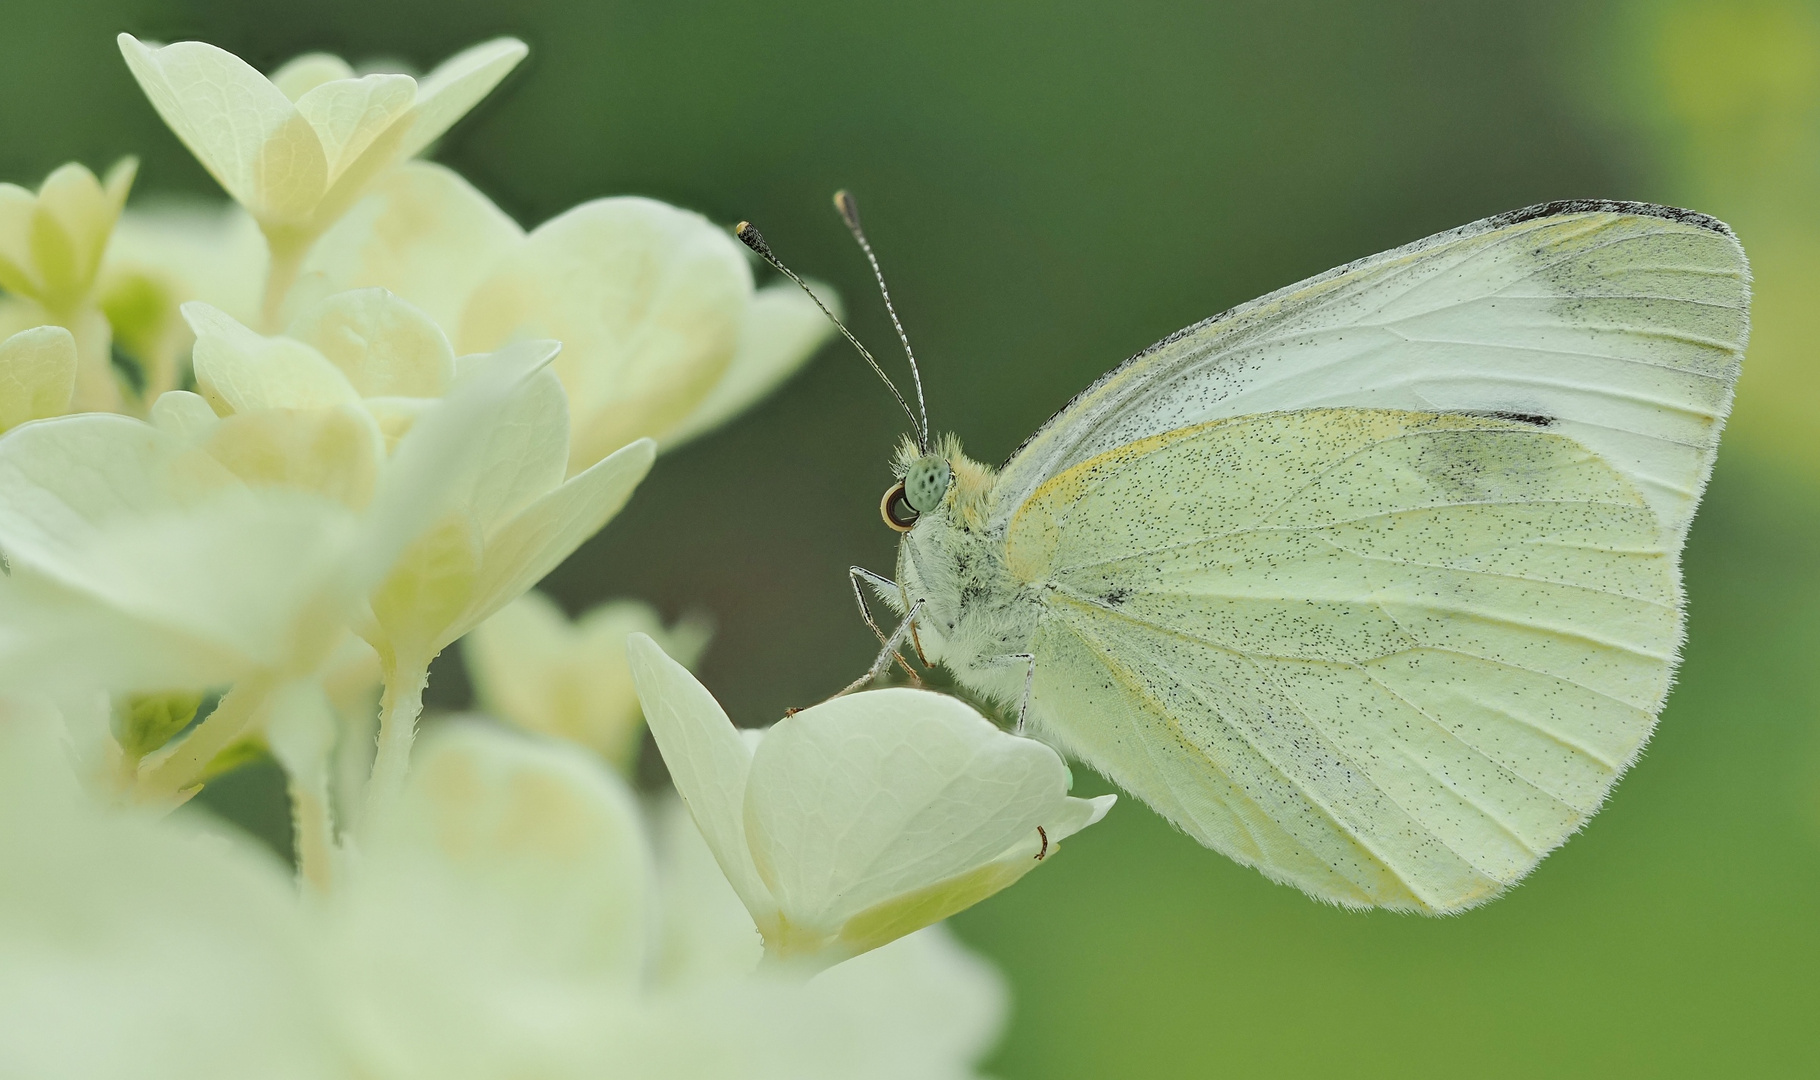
left=7, top=1, right=1816, bottom=1075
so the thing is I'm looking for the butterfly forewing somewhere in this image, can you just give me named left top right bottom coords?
left=994, top=203, right=1748, bottom=547
left=1006, top=410, right=1678, bottom=912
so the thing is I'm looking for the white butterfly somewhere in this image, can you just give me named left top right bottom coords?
left=741, top=198, right=1747, bottom=913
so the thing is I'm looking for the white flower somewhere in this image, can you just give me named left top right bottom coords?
left=117, top=35, right=524, bottom=241
left=98, top=199, right=269, bottom=400
left=179, top=291, right=657, bottom=676
left=0, top=334, right=579, bottom=800
left=628, top=633, right=1116, bottom=968
left=307, top=163, right=837, bottom=468
left=0, top=160, right=138, bottom=411
left=0, top=325, right=77, bottom=432
left=0, top=714, right=1008, bottom=1079
left=464, top=589, right=711, bottom=771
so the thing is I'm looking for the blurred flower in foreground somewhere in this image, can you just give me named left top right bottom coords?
left=0, top=325, right=76, bottom=432
left=465, top=589, right=711, bottom=772
left=0, top=343, right=566, bottom=800
left=629, top=633, right=1116, bottom=970
left=176, top=289, right=657, bottom=808
left=0, top=714, right=1005, bottom=1079
left=0, top=160, right=137, bottom=411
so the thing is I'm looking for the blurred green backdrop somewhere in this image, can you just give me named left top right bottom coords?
left=5, top=0, right=1816, bottom=1075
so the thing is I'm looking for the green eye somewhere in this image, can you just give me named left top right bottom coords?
left=904, top=456, right=952, bottom=514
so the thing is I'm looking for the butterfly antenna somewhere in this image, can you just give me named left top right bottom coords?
left=834, top=190, right=930, bottom=452
left=734, top=220, right=922, bottom=440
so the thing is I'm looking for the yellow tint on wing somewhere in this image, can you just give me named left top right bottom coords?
left=1007, top=409, right=1678, bottom=913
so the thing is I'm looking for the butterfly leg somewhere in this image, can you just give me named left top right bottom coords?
left=848, top=566, right=919, bottom=681
left=838, top=599, right=925, bottom=697
left=1008, top=653, right=1036, bottom=735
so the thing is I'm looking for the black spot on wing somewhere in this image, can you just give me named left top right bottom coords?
left=1470, top=410, right=1554, bottom=427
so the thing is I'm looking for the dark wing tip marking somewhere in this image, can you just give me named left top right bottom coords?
left=1487, top=199, right=1735, bottom=238
left=1002, top=199, right=1737, bottom=470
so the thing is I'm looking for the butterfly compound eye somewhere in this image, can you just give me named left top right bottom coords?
left=880, top=482, right=919, bottom=532
left=904, top=456, right=952, bottom=514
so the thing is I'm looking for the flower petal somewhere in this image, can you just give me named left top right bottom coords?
left=458, top=197, right=751, bottom=473
left=287, top=288, right=455, bottom=398
left=185, top=301, right=360, bottom=412
left=293, top=74, right=417, bottom=186
left=744, top=688, right=1074, bottom=935
left=268, top=52, right=357, bottom=101
left=628, top=634, right=775, bottom=925
left=466, top=592, right=710, bottom=768
left=0, top=325, right=76, bottom=432
left=346, top=721, right=651, bottom=978
left=396, top=38, right=528, bottom=159
left=453, top=437, right=654, bottom=646
left=118, top=35, right=327, bottom=223
left=303, top=162, right=522, bottom=334
left=0, top=721, right=344, bottom=1079
left=664, top=279, right=836, bottom=447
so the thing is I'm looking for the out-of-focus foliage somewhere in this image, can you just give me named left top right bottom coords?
left=1577, top=0, right=1820, bottom=478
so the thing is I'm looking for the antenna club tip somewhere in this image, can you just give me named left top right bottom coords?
left=734, top=221, right=772, bottom=256
left=833, top=189, right=861, bottom=230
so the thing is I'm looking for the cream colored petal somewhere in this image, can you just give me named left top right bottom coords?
left=303, top=162, right=522, bottom=333
left=353, top=336, right=560, bottom=591
left=627, top=634, right=775, bottom=923
left=204, top=403, right=385, bottom=509
left=103, top=157, right=139, bottom=210
left=347, top=721, right=650, bottom=977
left=805, top=926, right=1008, bottom=1072
left=269, top=52, right=357, bottom=101
left=149, top=389, right=219, bottom=443
left=0, top=571, right=250, bottom=693
left=743, top=688, right=1076, bottom=936
left=0, top=409, right=369, bottom=679
left=461, top=587, right=573, bottom=726
left=368, top=510, right=483, bottom=667
left=396, top=38, right=528, bottom=160
left=450, top=350, right=569, bottom=531
left=0, top=722, right=344, bottom=1080
left=359, top=394, right=435, bottom=453
left=454, top=438, right=655, bottom=646
left=466, top=592, right=708, bottom=768
left=287, top=288, right=455, bottom=398
left=0, top=325, right=77, bottom=432
left=327, top=720, right=647, bottom=1075
left=104, top=201, right=268, bottom=330
left=458, top=197, right=751, bottom=473
left=651, top=795, right=765, bottom=985
left=0, top=184, right=38, bottom=295
left=184, top=301, right=360, bottom=412
left=30, top=162, right=120, bottom=304
left=0, top=413, right=238, bottom=591
left=664, top=279, right=836, bottom=448
left=293, top=74, right=417, bottom=186
left=118, top=35, right=327, bottom=223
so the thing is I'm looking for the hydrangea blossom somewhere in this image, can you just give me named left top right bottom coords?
left=0, top=27, right=1093, bottom=1077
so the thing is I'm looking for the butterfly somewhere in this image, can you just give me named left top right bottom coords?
left=738, top=196, right=1747, bottom=913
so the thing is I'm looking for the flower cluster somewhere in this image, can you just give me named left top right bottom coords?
left=0, top=31, right=1113, bottom=1078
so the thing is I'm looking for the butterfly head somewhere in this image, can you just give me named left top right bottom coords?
left=882, top=453, right=952, bottom=532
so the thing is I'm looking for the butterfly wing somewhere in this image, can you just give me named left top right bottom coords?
left=995, top=202, right=1748, bottom=546
left=1005, top=410, right=1678, bottom=912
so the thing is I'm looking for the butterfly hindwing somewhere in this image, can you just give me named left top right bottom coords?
left=1006, top=409, right=1678, bottom=912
